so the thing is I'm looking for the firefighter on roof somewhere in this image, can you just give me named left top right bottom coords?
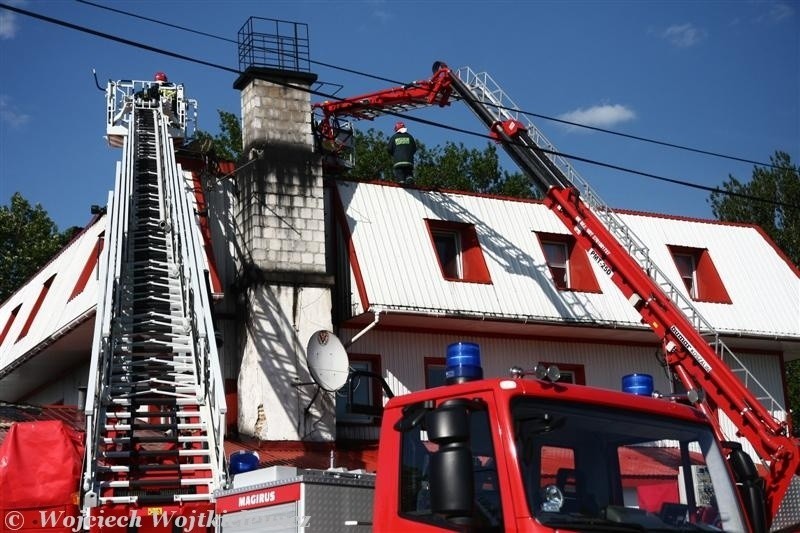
left=387, top=121, right=417, bottom=183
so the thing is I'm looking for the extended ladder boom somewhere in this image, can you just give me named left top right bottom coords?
left=82, top=81, right=226, bottom=522
left=444, top=66, right=800, bottom=528
left=314, top=62, right=800, bottom=529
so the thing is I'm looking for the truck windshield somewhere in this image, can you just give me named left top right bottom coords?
left=511, top=398, right=747, bottom=532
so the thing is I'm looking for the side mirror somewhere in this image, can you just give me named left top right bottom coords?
left=725, top=442, right=767, bottom=533
left=426, top=399, right=474, bottom=526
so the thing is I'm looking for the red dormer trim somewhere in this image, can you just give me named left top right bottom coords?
left=17, top=274, right=56, bottom=342
left=424, top=219, right=492, bottom=284
left=69, top=232, right=105, bottom=301
left=190, top=171, right=223, bottom=296
left=536, top=232, right=601, bottom=293
left=0, top=304, right=21, bottom=347
left=332, top=184, right=370, bottom=312
left=667, top=245, right=732, bottom=304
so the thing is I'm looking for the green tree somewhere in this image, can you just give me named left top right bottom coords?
left=193, top=110, right=243, bottom=161
left=709, top=150, right=800, bottom=433
left=709, top=151, right=799, bottom=265
left=346, top=128, right=535, bottom=198
left=0, top=193, right=74, bottom=302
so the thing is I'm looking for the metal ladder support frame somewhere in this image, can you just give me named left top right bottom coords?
left=82, top=102, right=227, bottom=512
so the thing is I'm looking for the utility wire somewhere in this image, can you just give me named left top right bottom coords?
left=75, top=0, right=785, bottom=171
left=1, top=3, right=239, bottom=74
left=75, top=0, right=236, bottom=44
left=377, top=108, right=798, bottom=209
left=3, top=2, right=797, bottom=211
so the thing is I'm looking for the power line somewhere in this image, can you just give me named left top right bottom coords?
left=1, top=3, right=239, bottom=74
left=75, top=0, right=237, bottom=44
left=73, top=0, right=783, bottom=172
left=2, top=2, right=797, bottom=211
left=379, top=108, right=798, bottom=209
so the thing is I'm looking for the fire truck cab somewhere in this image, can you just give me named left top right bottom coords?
left=371, top=346, right=765, bottom=532
left=215, top=341, right=765, bottom=532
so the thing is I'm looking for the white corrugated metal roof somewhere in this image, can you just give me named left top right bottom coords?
left=336, top=180, right=800, bottom=339
left=0, top=169, right=221, bottom=385
left=0, top=215, right=105, bottom=375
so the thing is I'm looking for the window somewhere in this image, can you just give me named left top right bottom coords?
left=541, top=446, right=576, bottom=505
left=336, top=353, right=382, bottom=424
left=424, top=357, right=446, bottom=388
left=672, top=253, right=697, bottom=297
left=425, top=219, right=492, bottom=284
left=17, top=274, right=56, bottom=341
left=542, top=241, right=569, bottom=289
left=511, top=399, right=746, bottom=530
left=538, top=362, right=586, bottom=385
left=432, top=230, right=461, bottom=278
left=536, top=232, right=600, bottom=292
left=668, top=246, right=731, bottom=304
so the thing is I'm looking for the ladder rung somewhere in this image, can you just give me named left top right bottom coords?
left=105, top=422, right=205, bottom=431
left=102, top=478, right=213, bottom=489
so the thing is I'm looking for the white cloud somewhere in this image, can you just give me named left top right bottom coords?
left=0, top=0, right=25, bottom=40
left=662, top=23, right=707, bottom=48
left=0, top=95, right=31, bottom=127
left=372, top=9, right=392, bottom=23
left=759, top=2, right=794, bottom=23
left=365, top=0, right=392, bottom=23
left=0, top=11, right=18, bottom=39
left=558, top=104, right=636, bottom=132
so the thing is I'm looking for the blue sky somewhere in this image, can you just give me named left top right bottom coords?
left=0, top=0, right=797, bottom=231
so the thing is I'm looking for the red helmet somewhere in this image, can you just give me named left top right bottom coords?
left=154, top=71, right=168, bottom=82
left=395, top=121, right=405, bottom=132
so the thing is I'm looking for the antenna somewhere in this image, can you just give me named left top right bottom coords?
left=306, top=330, right=350, bottom=392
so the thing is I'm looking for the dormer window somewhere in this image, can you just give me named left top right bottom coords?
left=536, top=232, right=601, bottom=293
left=425, top=219, right=492, bottom=284
left=668, top=245, right=731, bottom=304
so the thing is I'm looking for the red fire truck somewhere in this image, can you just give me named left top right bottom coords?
left=224, top=59, right=799, bottom=532
left=4, top=61, right=795, bottom=533
left=215, top=340, right=774, bottom=532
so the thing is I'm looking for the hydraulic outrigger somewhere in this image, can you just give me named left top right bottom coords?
left=313, top=61, right=800, bottom=530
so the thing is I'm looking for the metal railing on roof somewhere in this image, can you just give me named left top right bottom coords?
left=238, top=17, right=311, bottom=73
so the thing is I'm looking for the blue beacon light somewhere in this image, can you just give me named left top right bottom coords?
left=445, top=342, right=483, bottom=384
left=622, top=373, right=654, bottom=396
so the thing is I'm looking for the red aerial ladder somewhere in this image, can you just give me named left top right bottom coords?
left=313, top=61, right=800, bottom=530
left=79, top=77, right=227, bottom=530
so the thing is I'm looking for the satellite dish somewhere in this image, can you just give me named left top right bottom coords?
left=306, top=330, right=350, bottom=392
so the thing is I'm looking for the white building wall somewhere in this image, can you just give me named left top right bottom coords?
left=338, top=328, right=786, bottom=454
left=238, top=285, right=335, bottom=441
left=340, top=329, right=670, bottom=399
